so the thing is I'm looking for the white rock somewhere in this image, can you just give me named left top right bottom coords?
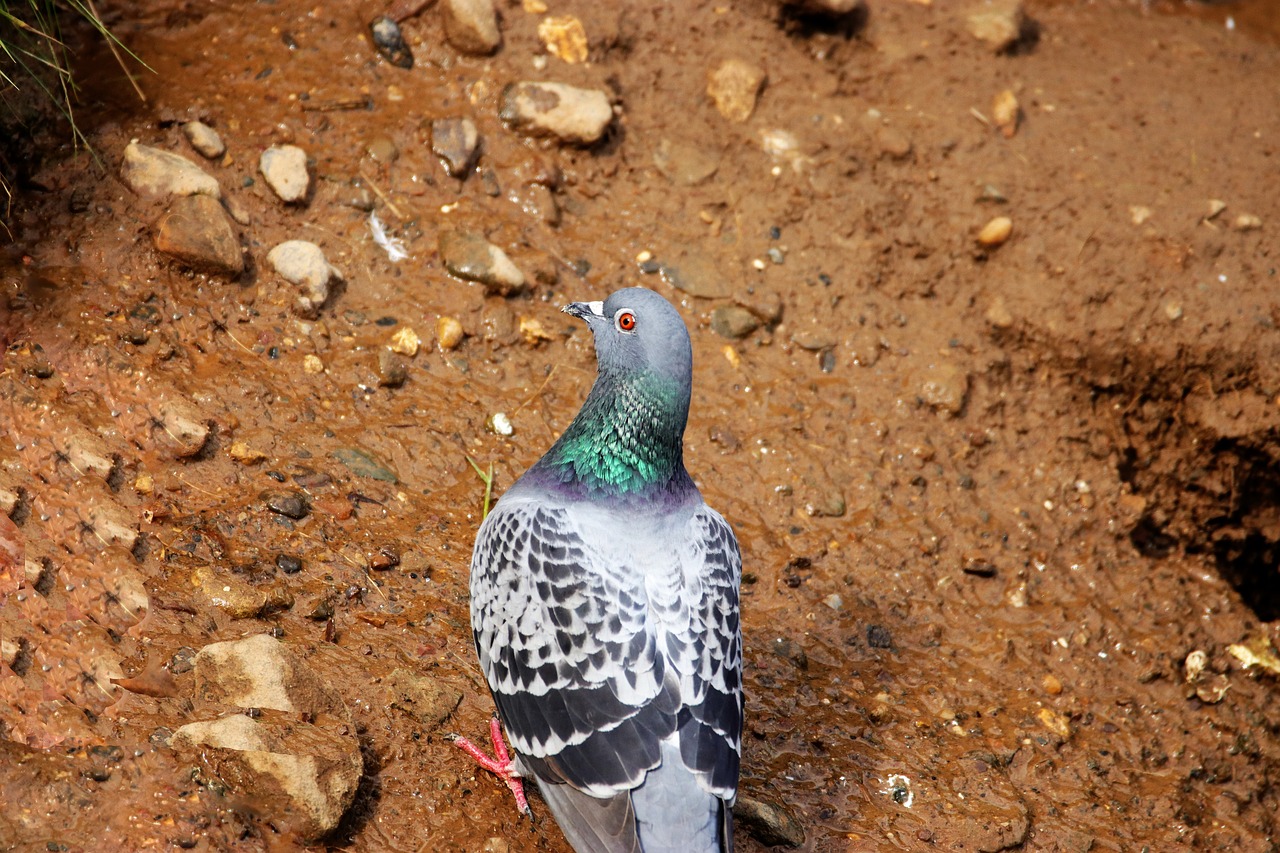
left=182, top=121, right=226, bottom=159
left=193, top=633, right=348, bottom=717
left=259, top=144, right=310, bottom=203
left=499, top=81, right=614, bottom=145
left=267, top=240, right=342, bottom=318
left=442, top=0, right=501, bottom=55
left=120, top=142, right=221, bottom=199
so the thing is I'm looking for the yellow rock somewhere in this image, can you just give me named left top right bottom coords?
left=977, top=216, right=1013, bottom=247
left=539, top=15, right=589, bottom=64
left=992, top=89, right=1019, bottom=137
left=707, top=59, right=766, bottom=124
left=437, top=316, right=465, bottom=351
left=390, top=326, right=420, bottom=357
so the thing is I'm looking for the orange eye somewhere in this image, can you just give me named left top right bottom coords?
left=617, top=311, right=637, bottom=331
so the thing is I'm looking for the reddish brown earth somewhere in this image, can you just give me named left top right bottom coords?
left=3, top=1, right=1280, bottom=851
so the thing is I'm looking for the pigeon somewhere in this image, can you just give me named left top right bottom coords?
left=460, top=287, right=743, bottom=853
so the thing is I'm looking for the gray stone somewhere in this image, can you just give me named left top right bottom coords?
left=500, top=81, right=614, bottom=146
left=377, top=348, right=409, bottom=388
left=153, top=195, right=243, bottom=275
left=439, top=229, right=526, bottom=296
left=734, top=796, right=805, bottom=848
left=121, top=141, right=221, bottom=199
left=266, top=240, right=341, bottom=318
left=431, top=117, right=480, bottom=177
left=182, top=121, right=226, bottom=159
left=260, top=144, right=310, bottom=203
left=711, top=305, right=761, bottom=340
left=661, top=249, right=731, bottom=298
left=442, top=0, right=501, bottom=55
left=263, top=489, right=310, bottom=519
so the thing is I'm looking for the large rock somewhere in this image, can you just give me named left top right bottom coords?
left=192, top=633, right=346, bottom=718
left=171, top=713, right=362, bottom=840
left=266, top=240, right=342, bottom=318
left=153, top=195, right=243, bottom=275
left=439, top=229, right=526, bottom=296
left=499, top=82, right=614, bottom=146
left=121, top=142, right=221, bottom=199
left=260, top=144, right=310, bottom=203
left=442, top=0, right=501, bottom=55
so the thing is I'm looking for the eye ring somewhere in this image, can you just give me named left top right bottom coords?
left=615, top=310, right=637, bottom=333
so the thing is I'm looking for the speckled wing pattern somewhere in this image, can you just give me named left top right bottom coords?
left=470, top=494, right=743, bottom=805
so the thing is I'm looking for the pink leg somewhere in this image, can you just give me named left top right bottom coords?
left=452, top=717, right=531, bottom=816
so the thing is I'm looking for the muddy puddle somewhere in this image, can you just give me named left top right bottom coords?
left=3, top=0, right=1280, bottom=851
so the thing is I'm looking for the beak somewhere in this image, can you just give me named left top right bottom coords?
left=562, top=300, right=605, bottom=321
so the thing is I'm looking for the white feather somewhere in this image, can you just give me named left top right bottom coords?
left=369, top=212, right=409, bottom=261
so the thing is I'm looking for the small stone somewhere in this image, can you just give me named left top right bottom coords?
left=263, top=489, right=310, bottom=520
left=1206, top=199, right=1227, bottom=220
left=303, top=354, right=324, bottom=374
left=1043, top=674, right=1063, bottom=695
left=519, top=316, right=554, bottom=345
left=377, top=349, right=409, bottom=388
left=370, top=15, right=413, bottom=68
left=390, top=326, right=420, bottom=356
left=1163, top=299, right=1183, bottom=321
left=158, top=399, right=212, bottom=457
left=192, top=565, right=294, bottom=620
left=439, top=230, right=526, bottom=296
left=1130, top=205, right=1153, bottom=226
left=276, top=554, right=303, bottom=574
left=431, top=117, right=480, bottom=178
left=488, top=412, right=514, bottom=436
left=259, top=144, right=310, bottom=204
left=977, top=215, right=1013, bottom=247
left=481, top=839, right=510, bottom=853
left=499, top=81, right=614, bottom=146
left=442, top=0, right=501, bottom=55
left=1234, top=213, right=1262, bottom=231
left=134, top=473, right=154, bottom=495
left=653, top=138, right=720, bottom=187
left=985, top=296, right=1014, bottom=328
left=368, top=546, right=401, bottom=570
left=992, top=89, right=1019, bottom=137
left=365, top=136, right=399, bottom=164
left=967, top=0, right=1026, bottom=52
left=437, top=316, right=466, bottom=350
left=823, top=593, right=843, bottom=610
left=919, top=361, right=970, bottom=415
left=791, top=329, right=836, bottom=351
left=539, top=15, right=589, bottom=63
left=121, top=141, right=221, bottom=199
left=707, top=59, right=766, bottom=124
left=330, top=448, right=398, bottom=482
left=387, top=668, right=463, bottom=729
left=266, top=240, right=341, bottom=318
left=734, top=796, right=805, bottom=848
left=229, top=441, right=267, bottom=464
left=1037, top=707, right=1072, bottom=740
left=876, top=125, right=913, bottom=159
left=182, top=121, right=226, bottom=159
left=660, top=249, right=731, bottom=298
left=780, top=0, right=865, bottom=15
left=153, top=195, right=244, bottom=275
left=711, top=305, right=760, bottom=340
left=867, top=624, right=893, bottom=648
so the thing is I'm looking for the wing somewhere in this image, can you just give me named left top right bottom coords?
left=470, top=497, right=680, bottom=797
left=668, top=506, right=743, bottom=801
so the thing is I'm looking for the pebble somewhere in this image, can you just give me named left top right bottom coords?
left=370, top=15, right=413, bottom=68
left=539, top=15, right=589, bottom=64
left=390, top=326, right=420, bottom=356
left=229, top=441, right=267, bottom=464
left=263, top=489, right=310, bottom=520
left=1206, top=199, right=1227, bottom=220
left=153, top=195, right=244, bottom=275
left=499, top=81, right=614, bottom=145
left=977, top=215, right=1013, bottom=247
left=876, top=125, right=913, bottom=159
left=733, top=796, right=805, bottom=848
left=791, top=329, right=836, bottom=351
left=1043, top=673, right=1063, bottom=695
left=438, top=229, right=526, bottom=296
left=967, top=0, right=1025, bottom=52
left=191, top=565, right=294, bottom=619
left=1234, top=213, right=1262, bottom=231
left=707, top=59, right=766, bottom=124
left=992, top=89, right=1019, bottom=137
left=377, top=349, right=409, bottom=387
left=276, top=554, right=303, bottom=574
left=985, top=296, right=1014, bottom=328
left=866, top=624, right=893, bottom=649
left=488, top=412, right=514, bottom=436
left=652, top=138, right=720, bottom=187
left=711, top=305, right=761, bottom=340
left=365, top=136, right=399, bottom=164
left=182, top=121, right=226, bottom=159
left=386, top=668, right=463, bottom=729
left=519, top=316, right=553, bottom=345
left=918, top=361, right=970, bottom=415
left=158, top=400, right=212, bottom=457
left=437, top=316, right=466, bottom=350
left=660, top=249, right=731, bottom=298
left=303, top=354, right=324, bottom=374
left=431, top=117, right=480, bottom=178
left=266, top=240, right=341, bottom=318
left=331, top=447, right=399, bottom=482
left=120, top=141, right=221, bottom=199
left=442, top=0, right=501, bottom=56
left=259, top=144, right=310, bottom=204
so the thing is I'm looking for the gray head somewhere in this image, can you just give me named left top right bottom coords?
left=562, top=287, right=693, bottom=388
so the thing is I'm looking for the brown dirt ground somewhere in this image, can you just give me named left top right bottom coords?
left=3, top=0, right=1280, bottom=851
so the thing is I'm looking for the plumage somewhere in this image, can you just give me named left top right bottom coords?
left=469, top=287, right=743, bottom=853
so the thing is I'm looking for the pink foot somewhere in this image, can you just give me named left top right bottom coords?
left=452, top=716, right=531, bottom=816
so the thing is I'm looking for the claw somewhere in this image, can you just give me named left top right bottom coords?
left=452, top=717, right=531, bottom=816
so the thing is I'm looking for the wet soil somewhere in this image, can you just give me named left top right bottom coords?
left=3, top=1, right=1280, bottom=851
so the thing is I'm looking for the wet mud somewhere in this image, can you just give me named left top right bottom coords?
left=2, top=1, right=1280, bottom=851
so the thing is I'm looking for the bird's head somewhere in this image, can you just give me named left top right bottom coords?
left=563, top=287, right=693, bottom=388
